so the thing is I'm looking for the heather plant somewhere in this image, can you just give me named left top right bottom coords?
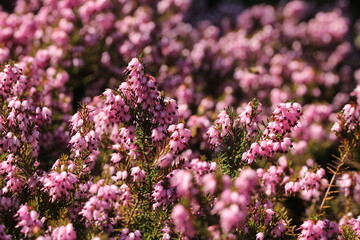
left=0, top=56, right=359, bottom=239
left=1, top=0, right=360, bottom=239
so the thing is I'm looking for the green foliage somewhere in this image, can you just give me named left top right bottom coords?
left=341, top=225, right=360, bottom=240
left=217, top=100, right=263, bottom=177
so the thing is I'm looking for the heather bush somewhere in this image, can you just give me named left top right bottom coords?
left=0, top=0, right=360, bottom=239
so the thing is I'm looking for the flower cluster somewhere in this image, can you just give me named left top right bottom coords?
left=346, top=217, right=360, bottom=237
left=41, top=171, right=78, bottom=202
left=257, top=156, right=290, bottom=196
left=15, top=205, right=45, bottom=238
left=298, top=219, right=340, bottom=240
left=242, top=102, right=302, bottom=164
left=0, top=64, right=52, bottom=157
left=38, top=223, right=76, bottom=240
left=79, top=183, right=131, bottom=231
left=0, top=54, right=359, bottom=238
left=285, top=166, right=328, bottom=201
left=337, top=172, right=360, bottom=204
left=207, top=100, right=262, bottom=148
left=250, top=200, right=288, bottom=239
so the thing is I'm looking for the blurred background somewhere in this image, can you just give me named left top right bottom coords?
left=2, top=0, right=360, bottom=20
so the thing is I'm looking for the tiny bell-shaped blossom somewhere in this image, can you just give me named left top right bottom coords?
left=15, top=205, right=45, bottom=237
left=130, top=167, right=146, bottom=182
left=119, top=228, right=142, bottom=240
left=110, top=152, right=123, bottom=163
left=161, top=225, right=171, bottom=240
left=156, top=153, right=174, bottom=168
left=168, top=123, right=191, bottom=154
left=256, top=232, right=264, bottom=240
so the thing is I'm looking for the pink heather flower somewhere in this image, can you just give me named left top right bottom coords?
left=5, top=173, right=25, bottom=193
left=284, top=181, right=301, bottom=195
left=206, top=108, right=239, bottom=148
left=15, top=205, right=45, bottom=237
left=258, top=160, right=289, bottom=196
left=156, top=153, right=174, bottom=168
left=331, top=122, right=341, bottom=132
left=74, top=181, right=92, bottom=199
left=0, top=224, right=11, bottom=240
left=292, top=104, right=334, bottom=142
left=152, top=97, right=178, bottom=127
left=42, top=171, right=78, bottom=202
left=51, top=223, right=76, bottom=240
left=187, top=158, right=216, bottom=182
left=283, top=0, right=308, bottom=19
left=0, top=154, right=14, bottom=174
left=250, top=201, right=288, bottom=238
left=151, top=126, right=166, bottom=142
left=271, top=220, right=287, bottom=237
left=171, top=204, right=195, bottom=238
left=299, top=166, right=328, bottom=201
left=337, top=172, right=360, bottom=204
left=152, top=181, right=175, bottom=210
left=265, top=209, right=274, bottom=225
left=337, top=173, right=353, bottom=198
left=207, top=225, right=222, bottom=240
left=102, top=89, right=131, bottom=124
left=238, top=104, right=254, bottom=125
left=206, top=126, right=221, bottom=147
left=122, top=58, right=162, bottom=111
left=1, top=131, right=21, bottom=154
left=334, top=103, right=360, bottom=133
left=51, top=29, right=69, bottom=47
left=346, top=216, right=360, bottom=237
left=256, top=232, right=264, bottom=240
left=285, top=166, right=328, bottom=201
left=0, top=47, right=9, bottom=63
left=0, top=190, right=20, bottom=213
left=161, top=225, right=171, bottom=240
left=119, top=228, right=142, bottom=240
left=307, top=11, right=348, bottom=45
left=0, top=4, right=357, bottom=239
left=130, top=166, right=146, bottom=182
left=299, top=219, right=340, bottom=240
left=352, top=85, right=360, bottom=105
left=168, top=123, right=191, bottom=154
left=0, top=64, right=27, bottom=98
left=111, top=170, right=128, bottom=182
left=216, top=111, right=231, bottom=137
left=242, top=102, right=301, bottom=164
left=0, top=154, right=25, bottom=193
left=36, top=236, right=52, bottom=240
left=80, top=184, right=131, bottom=229
left=237, top=100, right=262, bottom=137
left=110, top=152, right=123, bottom=163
